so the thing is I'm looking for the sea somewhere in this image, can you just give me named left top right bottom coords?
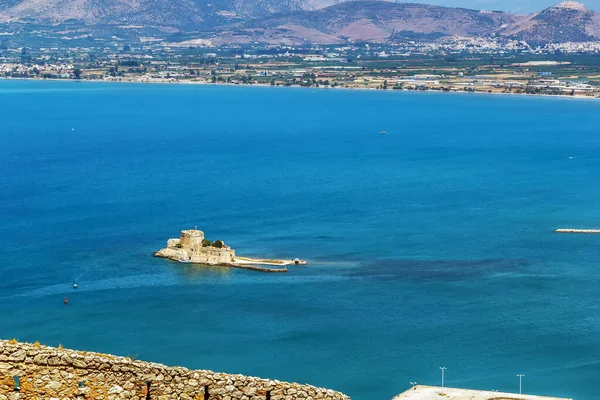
left=1, top=80, right=599, bottom=400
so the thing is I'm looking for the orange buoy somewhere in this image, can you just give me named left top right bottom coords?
left=63, top=296, right=68, bottom=304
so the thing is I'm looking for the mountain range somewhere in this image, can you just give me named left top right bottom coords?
left=1, top=0, right=599, bottom=44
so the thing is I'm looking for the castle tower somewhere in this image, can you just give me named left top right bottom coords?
left=179, top=229, right=204, bottom=249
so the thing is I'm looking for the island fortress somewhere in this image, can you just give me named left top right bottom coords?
left=153, top=229, right=306, bottom=272
left=160, top=229, right=236, bottom=265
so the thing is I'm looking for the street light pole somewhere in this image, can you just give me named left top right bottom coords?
left=439, top=367, right=447, bottom=388
left=517, top=374, right=525, bottom=394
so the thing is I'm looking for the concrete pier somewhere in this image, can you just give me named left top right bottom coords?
left=555, top=228, right=600, bottom=233
left=393, top=385, right=571, bottom=400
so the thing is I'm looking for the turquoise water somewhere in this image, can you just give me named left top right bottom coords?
left=1, top=80, right=599, bottom=399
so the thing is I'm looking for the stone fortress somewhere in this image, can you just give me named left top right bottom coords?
left=159, top=229, right=236, bottom=265
left=153, top=229, right=306, bottom=272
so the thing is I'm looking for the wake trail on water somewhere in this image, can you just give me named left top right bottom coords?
left=1, top=271, right=351, bottom=301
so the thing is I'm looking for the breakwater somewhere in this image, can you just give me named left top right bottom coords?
left=555, top=228, right=600, bottom=234
left=232, top=264, right=288, bottom=273
left=0, top=339, right=349, bottom=400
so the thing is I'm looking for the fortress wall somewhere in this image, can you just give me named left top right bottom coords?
left=189, top=246, right=235, bottom=265
left=0, top=340, right=350, bottom=400
left=161, top=230, right=236, bottom=265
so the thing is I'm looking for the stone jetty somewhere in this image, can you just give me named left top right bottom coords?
left=555, top=228, right=600, bottom=234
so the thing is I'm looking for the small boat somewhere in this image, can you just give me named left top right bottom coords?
left=179, top=258, right=190, bottom=263
left=63, top=296, right=69, bottom=304
left=380, top=130, right=387, bottom=135
left=73, top=283, right=78, bottom=289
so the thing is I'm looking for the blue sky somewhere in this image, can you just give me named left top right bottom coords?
left=407, top=0, right=598, bottom=13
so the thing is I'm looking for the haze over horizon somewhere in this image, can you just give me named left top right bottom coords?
left=395, top=0, right=597, bottom=13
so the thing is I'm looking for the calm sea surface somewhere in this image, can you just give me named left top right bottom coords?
left=1, top=80, right=599, bottom=399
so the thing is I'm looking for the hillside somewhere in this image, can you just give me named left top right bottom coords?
left=501, top=1, right=600, bottom=43
left=0, top=0, right=21, bottom=11
left=1, top=0, right=600, bottom=44
left=211, top=1, right=522, bottom=44
left=209, top=1, right=600, bottom=44
left=3, top=0, right=208, bottom=26
left=0, top=0, right=350, bottom=26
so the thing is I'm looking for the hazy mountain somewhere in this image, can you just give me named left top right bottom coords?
left=3, top=0, right=207, bottom=26
left=2, top=0, right=599, bottom=44
left=501, top=1, right=600, bottom=42
left=0, top=0, right=21, bottom=14
left=233, top=0, right=353, bottom=16
left=0, top=0, right=349, bottom=26
left=211, top=1, right=522, bottom=44
left=210, top=1, right=600, bottom=44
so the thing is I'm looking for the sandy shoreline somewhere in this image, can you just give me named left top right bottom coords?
left=1, top=76, right=599, bottom=101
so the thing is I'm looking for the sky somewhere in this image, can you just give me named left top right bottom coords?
left=408, top=0, right=598, bottom=13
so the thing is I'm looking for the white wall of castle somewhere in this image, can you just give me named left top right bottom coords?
left=189, top=246, right=236, bottom=265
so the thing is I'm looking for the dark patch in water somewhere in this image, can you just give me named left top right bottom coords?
left=350, top=258, right=529, bottom=282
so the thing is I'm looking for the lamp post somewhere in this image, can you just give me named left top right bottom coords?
left=410, top=382, right=417, bottom=388
left=517, top=374, right=525, bottom=394
left=439, top=367, right=447, bottom=388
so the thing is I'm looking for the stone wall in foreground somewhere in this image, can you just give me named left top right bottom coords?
left=0, top=340, right=350, bottom=400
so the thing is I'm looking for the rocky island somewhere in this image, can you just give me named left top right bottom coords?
left=153, top=229, right=306, bottom=272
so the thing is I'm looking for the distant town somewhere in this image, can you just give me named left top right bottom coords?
left=2, top=24, right=600, bottom=97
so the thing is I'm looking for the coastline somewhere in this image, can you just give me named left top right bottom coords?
left=2, top=76, right=599, bottom=102
left=1, top=78, right=596, bottom=400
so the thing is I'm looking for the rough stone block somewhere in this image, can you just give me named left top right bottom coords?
left=8, top=350, right=26, bottom=362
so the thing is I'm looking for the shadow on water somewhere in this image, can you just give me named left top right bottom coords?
left=348, top=258, right=529, bottom=282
